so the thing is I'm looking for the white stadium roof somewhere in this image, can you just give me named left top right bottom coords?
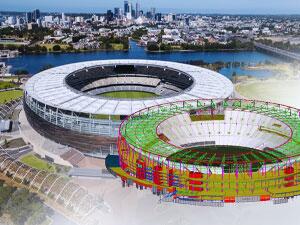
left=25, top=60, right=234, bottom=115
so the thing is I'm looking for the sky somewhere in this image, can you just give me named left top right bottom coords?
left=1, top=0, right=300, bottom=14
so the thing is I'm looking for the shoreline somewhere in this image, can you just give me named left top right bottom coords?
left=16, top=48, right=130, bottom=56
left=11, top=47, right=255, bottom=56
left=146, top=48, right=255, bottom=53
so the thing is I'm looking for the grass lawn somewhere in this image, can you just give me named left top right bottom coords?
left=99, top=91, right=157, bottom=99
left=0, top=41, right=27, bottom=46
left=111, top=43, right=124, bottom=50
left=2, top=77, right=19, bottom=83
left=0, top=90, right=23, bottom=104
left=92, top=114, right=121, bottom=121
left=0, top=81, right=18, bottom=90
left=20, top=154, right=56, bottom=173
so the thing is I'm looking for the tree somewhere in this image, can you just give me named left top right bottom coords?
left=26, top=207, right=49, bottom=225
left=160, top=43, right=172, bottom=51
left=147, top=42, right=159, bottom=51
left=131, top=28, right=148, bottom=41
left=158, top=29, right=165, bottom=44
left=52, top=45, right=61, bottom=52
left=72, top=35, right=86, bottom=43
left=5, top=189, right=47, bottom=225
left=0, top=184, right=16, bottom=216
left=41, top=46, right=48, bottom=52
left=15, top=70, right=29, bottom=75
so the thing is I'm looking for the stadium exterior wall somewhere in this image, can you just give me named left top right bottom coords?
left=24, top=99, right=117, bottom=157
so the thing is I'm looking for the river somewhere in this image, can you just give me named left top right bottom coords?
left=1, top=41, right=283, bottom=78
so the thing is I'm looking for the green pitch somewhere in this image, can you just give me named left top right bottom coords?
left=100, top=91, right=158, bottom=99
left=166, top=145, right=286, bottom=172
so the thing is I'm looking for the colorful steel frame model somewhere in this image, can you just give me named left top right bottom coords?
left=112, top=99, right=300, bottom=205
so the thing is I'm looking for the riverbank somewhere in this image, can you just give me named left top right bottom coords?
left=1, top=40, right=283, bottom=77
left=146, top=48, right=256, bottom=53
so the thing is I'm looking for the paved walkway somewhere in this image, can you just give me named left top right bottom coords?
left=18, top=109, right=72, bottom=166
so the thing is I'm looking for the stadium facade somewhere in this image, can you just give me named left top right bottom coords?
left=24, top=60, right=233, bottom=158
left=112, top=98, right=300, bottom=205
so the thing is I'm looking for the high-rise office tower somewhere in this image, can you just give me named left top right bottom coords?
left=125, top=2, right=132, bottom=19
left=32, top=9, right=40, bottom=22
left=136, top=2, right=140, bottom=18
left=129, top=3, right=132, bottom=15
left=150, top=7, right=156, bottom=18
left=106, top=10, right=114, bottom=22
left=62, top=13, right=66, bottom=22
left=26, top=12, right=33, bottom=23
left=114, top=8, right=121, bottom=18
left=155, top=13, right=162, bottom=22
left=124, top=1, right=130, bottom=15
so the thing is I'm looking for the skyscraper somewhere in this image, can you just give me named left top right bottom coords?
left=155, top=13, right=162, bottom=22
left=62, top=13, right=66, bottom=23
left=25, top=12, right=33, bottom=23
left=114, top=8, right=121, bottom=18
left=136, top=1, right=140, bottom=18
left=32, top=9, right=40, bottom=22
left=150, top=7, right=156, bottom=18
left=124, top=1, right=130, bottom=15
left=126, top=2, right=132, bottom=19
left=106, top=10, right=114, bottom=22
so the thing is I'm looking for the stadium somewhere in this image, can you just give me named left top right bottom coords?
left=112, top=98, right=300, bottom=205
left=23, top=59, right=233, bottom=158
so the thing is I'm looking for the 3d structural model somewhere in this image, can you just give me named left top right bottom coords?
left=111, top=99, right=300, bottom=205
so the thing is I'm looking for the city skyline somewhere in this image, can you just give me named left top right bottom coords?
left=1, top=0, right=300, bottom=14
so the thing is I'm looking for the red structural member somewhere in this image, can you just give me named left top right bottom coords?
left=284, top=166, right=294, bottom=174
left=284, top=182, right=295, bottom=188
left=224, top=196, right=235, bottom=203
left=189, top=171, right=203, bottom=191
left=284, top=166, right=295, bottom=187
left=120, top=161, right=128, bottom=170
left=168, top=169, right=174, bottom=187
left=153, top=165, right=163, bottom=185
left=136, top=160, right=146, bottom=180
left=284, top=176, right=295, bottom=181
left=260, top=195, right=271, bottom=201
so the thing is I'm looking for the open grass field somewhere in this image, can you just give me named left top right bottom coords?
left=0, top=41, right=27, bottom=46
left=99, top=91, right=158, bottom=99
left=0, top=90, right=23, bottom=104
left=111, top=43, right=125, bottom=50
left=20, top=154, right=56, bottom=173
left=0, top=81, right=18, bottom=90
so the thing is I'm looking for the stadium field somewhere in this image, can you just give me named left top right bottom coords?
left=20, top=154, right=56, bottom=173
left=166, top=145, right=286, bottom=172
left=99, top=91, right=158, bottom=99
